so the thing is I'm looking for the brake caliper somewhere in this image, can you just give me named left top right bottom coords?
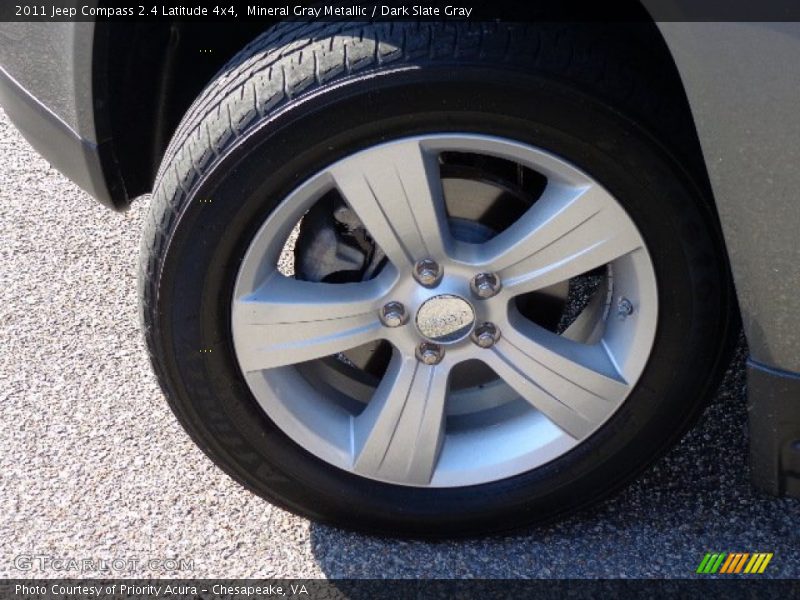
left=294, top=195, right=385, bottom=283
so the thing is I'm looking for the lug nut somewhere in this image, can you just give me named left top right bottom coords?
left=414, top=258, right=442, bottom=287
left=380, top=302, right=406, bottom=327
left=471, top=322, right=500, bottom=349
left=416, top=342, right=445, bottom=365
left=471, top=272, right=501, bottom=299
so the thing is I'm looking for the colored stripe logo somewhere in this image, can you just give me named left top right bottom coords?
left=696, top=552, right=773, bottom=574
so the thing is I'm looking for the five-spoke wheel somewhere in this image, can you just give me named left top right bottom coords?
left=231, top=135, right=658, bottom=487
left=142, top=21, right=735, bottom=535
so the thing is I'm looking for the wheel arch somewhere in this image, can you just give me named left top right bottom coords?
left=92, top=20, right=274, bottom=204
left=95, top=17, right=712, bottom=208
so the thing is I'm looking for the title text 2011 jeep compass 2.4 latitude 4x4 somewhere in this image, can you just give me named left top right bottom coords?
left=2, top=14, right=799, bottom=536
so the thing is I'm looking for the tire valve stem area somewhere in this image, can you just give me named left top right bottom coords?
left=617, top=297, right=635, bottom=320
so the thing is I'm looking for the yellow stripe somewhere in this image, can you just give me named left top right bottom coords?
left=734, top=553, right=750, bottom=573
left=758, top=553, right=773, bottom=574
left=747, top=554, right=765, bottom=574
left=744, top=554, right=764, bottom=573
left=720, top=553, right=736, bottom=574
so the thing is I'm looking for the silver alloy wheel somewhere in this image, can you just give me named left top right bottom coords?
left=231, top=134, right=658, bottom=488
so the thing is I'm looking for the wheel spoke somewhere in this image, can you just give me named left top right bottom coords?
left=328, top=138, right=451, bottom=269
left=352, top=352, right=449, bottom=485
left=232, top=274, right=387, bottom=371
left=483, top=321, right=629, bottom=439
left=478, top=182, right=643, bottom=295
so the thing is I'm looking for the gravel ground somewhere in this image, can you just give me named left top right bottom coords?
left=1, top=108, right=798, bottom=579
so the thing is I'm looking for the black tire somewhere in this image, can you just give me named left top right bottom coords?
left=140, top=21, right=737, bottom=537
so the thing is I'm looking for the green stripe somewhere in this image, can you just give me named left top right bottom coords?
left=710, top=553, right=727, bottom=574
left=697, top=554, right=713, bottom=573
left=705, top=553, right=719, bottom=574
left=703, top=554, right=718, bottom=574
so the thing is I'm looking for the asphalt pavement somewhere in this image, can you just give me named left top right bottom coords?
left=1, top=109, right=798, bottom=579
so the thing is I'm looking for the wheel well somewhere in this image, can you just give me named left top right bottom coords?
left=94, top=21, right=272, bottom=201
left=94, top=19, right=706, bottom=205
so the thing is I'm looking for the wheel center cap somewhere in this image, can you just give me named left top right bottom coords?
left=415, top=294, right=475, bottom=344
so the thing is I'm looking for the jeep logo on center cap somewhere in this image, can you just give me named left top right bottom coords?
left=415, top=294, right=476, bottom=344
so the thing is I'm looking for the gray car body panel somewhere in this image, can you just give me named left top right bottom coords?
left=1, top=18, right=798, bottom=493
left=0, top=22, right=95, bottom=135
left=0, top=20, right=124, bottom=207
left=658, top=23, right=800, bottom=374
left=657, top=22, right=800, bottom=494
